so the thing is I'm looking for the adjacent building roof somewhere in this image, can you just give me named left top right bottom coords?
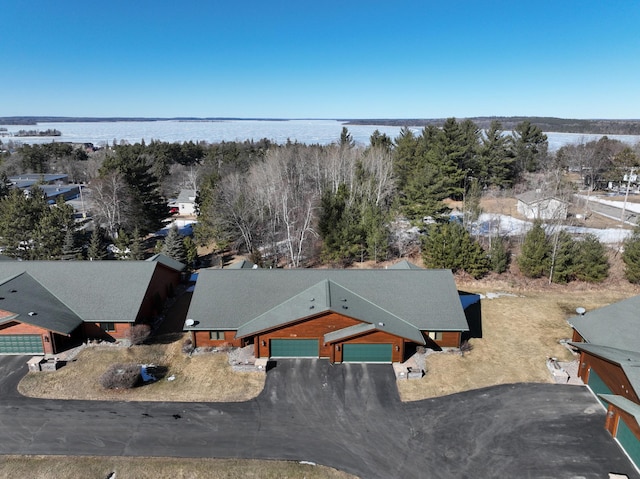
left=600, top=394, right=640, bottom=424
left=516, top=190, right=568, bottom=205
left=568, top=295, right=640, bottom=354
left=186, top=268, right=468, bottom=341
left=146, top=253, right=186, bottom=272
left=0, top=261, right=180, bottom=323
left=0, top=272, right=83, bottom=335
left=177, top=189, right=197, bottom=204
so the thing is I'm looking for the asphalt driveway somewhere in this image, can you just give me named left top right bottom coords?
left=0, top=357, right=638, bottom=479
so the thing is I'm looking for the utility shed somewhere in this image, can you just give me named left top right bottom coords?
left=516, top=190, right=568, bottom=220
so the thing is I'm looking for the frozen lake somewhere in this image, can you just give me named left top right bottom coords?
left=1, top=119, right=639, bottom=151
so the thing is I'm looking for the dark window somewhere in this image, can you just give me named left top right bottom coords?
left=209, top=331, right=225, bottom=340
left=100, top=322, right=116, bottom=332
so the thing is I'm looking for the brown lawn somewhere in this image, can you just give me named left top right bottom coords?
left=0, top=456, right=356, bottom=479
left=18, top=335, right=265, bottom=402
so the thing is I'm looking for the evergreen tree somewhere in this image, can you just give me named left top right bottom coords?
left=128, top=227, right=145, bottom=260
left=511, top=121, right=548, bottom=176
left=61, top=228, right=81, bottom=260
left=339, top=127, right=355, bottom=148
left=114, top=228, right=131, bottom=260
left=318, top=185, right=364, bottom=264
left=549, top=230, right=576, bottom=284
left=161, top=226, right=187, bottom=264
left=573, top=234, right=609, bottom=283
left=517, top=221, right=551, bottom=278
left=369, top=129, right=392, bottom=151
left=88, top=227, right=107, bottom=260
left=422, top=222, right=489, bottom=278
left=477, top=120, right=514, bottom=187
left=623, top=227, right=640, bottom=283
left=0, top=187, right=49, bottom=259
left=183, top=235, right=199, bottom=268
left=489, top=237, right=509, bottom=273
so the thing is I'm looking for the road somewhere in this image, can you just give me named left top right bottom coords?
left=1, top=356, right=638, bottom=478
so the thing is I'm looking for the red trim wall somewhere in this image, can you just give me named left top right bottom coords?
left=0, top=320, right=52, bottom=354
left=578, top=351, right=640, bottom=403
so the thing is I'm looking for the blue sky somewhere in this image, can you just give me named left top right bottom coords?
left=2, top=1, right=639, bottom=119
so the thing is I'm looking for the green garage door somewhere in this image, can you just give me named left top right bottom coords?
left=587, top=368, right=613, bottom=407
left=270, top=339, right=318, bottom=358
left=617, top=417, right=640, bottom=469
left=343, top=343, right=393, bottom=363
left=0, top=335, right=44, bottom=354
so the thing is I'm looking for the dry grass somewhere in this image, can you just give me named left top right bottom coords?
left=397, top=285, right=636, bottom=401
left=18, top=335, right=265, bottom=402
left=0, top=455, right=356, bottom=479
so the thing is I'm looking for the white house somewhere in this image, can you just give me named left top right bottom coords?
left=177, top=189, right=197, bottom=216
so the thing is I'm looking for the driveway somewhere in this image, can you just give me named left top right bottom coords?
left=0, top=357, right=638, bottom=478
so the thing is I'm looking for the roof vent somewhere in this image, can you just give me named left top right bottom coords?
left=309, top=305, right=315, bottom=310
left=9, top=289, right=17, bottom=293
left=575, top=307, right=586, bottom=316
left=378, top=322, right=385, bottom=327
left=342, top=305, right=348, bottom=310
left=185, top=319, right=195, bottom=327
left=28, top=311, right=37, bottom=316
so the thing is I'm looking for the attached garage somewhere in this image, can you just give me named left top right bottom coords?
left=0, top=334, right=44, bottom=354
left=270, top=339, right=319, bottom=358
left=617, top=417, right=640, bottom=468
left=343, top=343, right=393, bottom=363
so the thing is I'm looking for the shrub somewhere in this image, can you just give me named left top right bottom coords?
left=99, top=363, right=141, bottom=389
left=127, top=324, right=151, bottom=345
left=182, top=338, right=194, bottom=354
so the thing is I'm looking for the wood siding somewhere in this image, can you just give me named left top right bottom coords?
left=605, top=404, right=640, bottom=440
left=571, top=329, right=585, bottom=343
left=192, top=330, right=242, bottom=349
left=138, top=266, right=181, bottom=322
left=255, top=312, right=362, bottom=359
left=0, top=321, right=52, bottom=354
left=426, top=331, right=462, bottom=348
left=579, top=351, right=640, bottom=403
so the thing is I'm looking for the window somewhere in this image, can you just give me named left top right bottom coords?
left=428, top=331, right=443, bottom=341
left=209, top=331, right=225, bottom=340
left=100, top=322, right=116, bottom=332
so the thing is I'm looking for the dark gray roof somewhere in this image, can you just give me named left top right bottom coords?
left=0, top=261, right=162, bottom=322
left=146, top=253, right=186, bottom=272
left=0, top=272, right=83, bottom=335
left=568, top=295, right=640, bottom=354
left=186, top=269, right=467, bottom=339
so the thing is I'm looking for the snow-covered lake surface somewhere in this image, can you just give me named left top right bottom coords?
left=2, top=119, right=639, bottom=151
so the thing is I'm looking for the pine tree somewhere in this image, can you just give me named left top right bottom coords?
left=517, top=221, right=551, bottom=278
left=489, top=237, right=509, bottom=274
left=549, top=230, right=576, bottom=284
left=623, top=227, right=640, bottom=283
left=88, top=227, right=107, bottom=260
left=161, top=226, right=187, bottom=264
left=183, top=235, right=198, bottom=268
left=574, top=234, right=609, bottom=283
left=422, top=222, right=489, bottom=278
left=61, top=228, right=81, bottom=260
left=128, top=227, right=145, bottom=260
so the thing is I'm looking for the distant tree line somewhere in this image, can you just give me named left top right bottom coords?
left=2, top=117, right=640, bottom=284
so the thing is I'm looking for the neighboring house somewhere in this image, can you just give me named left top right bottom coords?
left=568, top=296, right=640, bottom=469
left=516, top=191, right=569, bottom=220
left=184, top=264, right=469, bottom=363
left=177, top=189, right=197, bottom=216
left=0, top=256, right=184, bottom=355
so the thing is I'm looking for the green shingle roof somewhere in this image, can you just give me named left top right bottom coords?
left=568, top=295, right=640, bottom=354
left=0, top=261, right=167, bottom=323
left=0, top=272, right=83, bottom=335
left=599, top=394, right=640, bottom=424
left=186, top=268, right=467, bottom=341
